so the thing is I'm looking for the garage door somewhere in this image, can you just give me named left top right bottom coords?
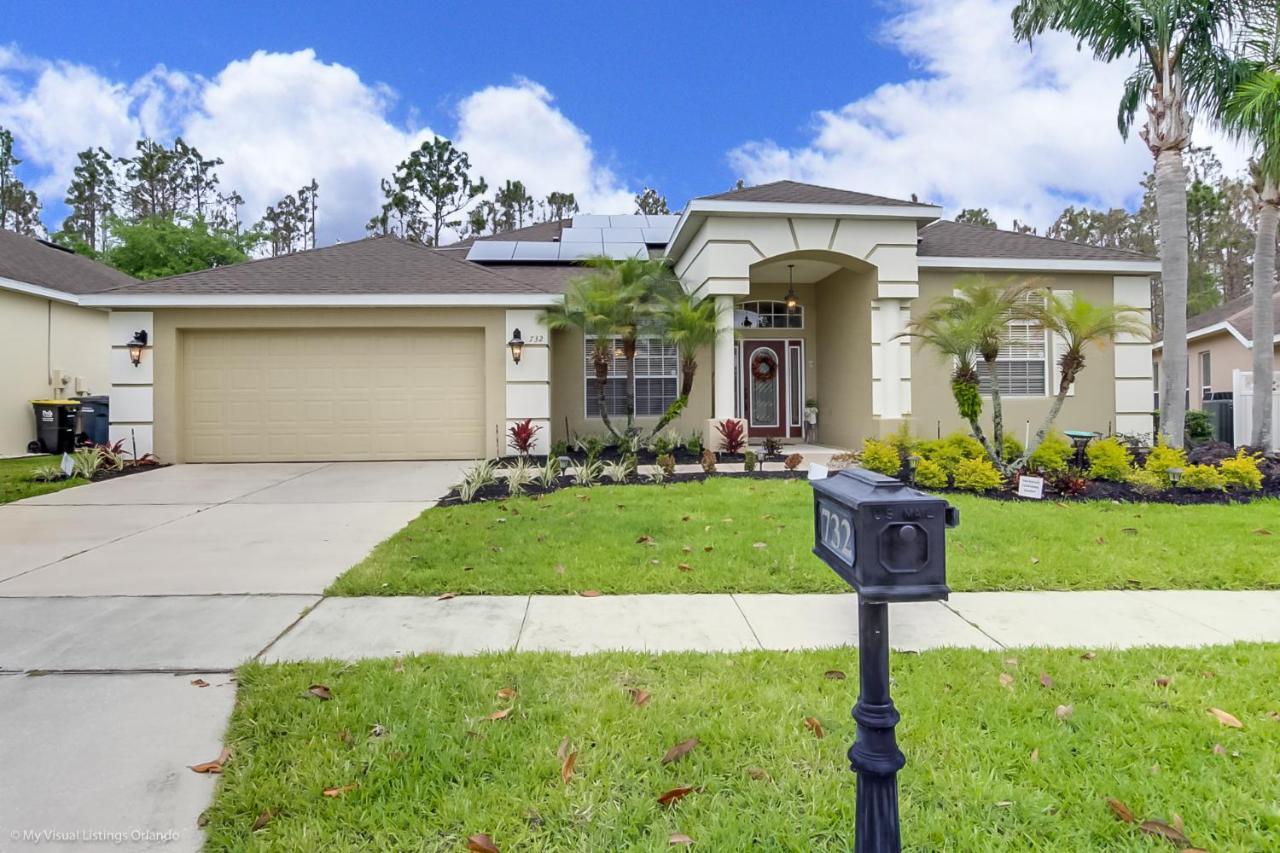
left=181, top=328, right=486, bottom=462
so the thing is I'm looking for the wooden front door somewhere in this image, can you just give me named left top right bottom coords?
left=741, top=341, right=788, bottom=438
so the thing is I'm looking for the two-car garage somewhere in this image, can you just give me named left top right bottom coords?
left=179, top=327, right=488, bottom=462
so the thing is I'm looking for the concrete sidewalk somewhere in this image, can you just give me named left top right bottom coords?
left=258, top=589, right=1280, bottom=662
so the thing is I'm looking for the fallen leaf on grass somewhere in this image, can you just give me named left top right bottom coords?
left=661, top=738, right=699, bottom=764
left=1055, top=704, right=1074, bottom=721
left=1138, top=820, right=1190, bottom=846
left=554, top=563, right=566, bottom=575
left=560, top=750, right=577, bottom=784
left=1004, top=657, right=1019, bottom=667
left=1252, top=528, right=1272, bottom=535
left=190, top=678, right=209, bottom=688
left=1029, top=748, right=1039, bottom=763
left=636, top=535, right=656, bottom=545
left=1266, top=710, right=1280, bottom=721
left=1155, top=677, right=1170, bottom=687
left=393, top=657, right=404, bottom=673
left=189, top=746, right=231, bottom=774
left=752, top=542, right=768, bottom=549
left=467, top=834, right=500, bottom=852
left=677, top=563, right=693, bottom=572
left=804, top=717, right=825, bottom=738
left=1080, top=651, right=1097, bottom=661
left=578, top=590, right=602, bottom=598
left=628, top=688, right=652, bottom=707
left=824, top=670, right=846, bottom=680
left=322, top=783, right=357, bottom=798
left=669, top=833, right=694, bottom=846
left=369, top=724, right=385, bottom=737
left=485, top=708, right=513, bottom=721
left=1106, top=797, right=1134, bottom=823
left=1208, top=707, right=1243, bottom=728
left=1039, top=672, right=1053, bottom=689
left=1212, top=743, right=1226, bottom=755
left=995, top=800, right=1013, bottom=808
left=1030, top=556, right=1040, bottom=564
left=747, top=767, right=770, bottom=780
left=557, top=736, right=571, bottom=761
left=1121, top=527, right=1138, bottom=535
left=251, top=809, right=273, bottom=831
left=998, top=672, right=1014, bottom=689
left=681, top=545, right=692, bottom=553
left=496, top=687, right=517, bottom=700
left=436, top=592, right=456, bottom=601
left=307, top=684, right=332, bottom=701
left=658, top=786, right=696, bottom=806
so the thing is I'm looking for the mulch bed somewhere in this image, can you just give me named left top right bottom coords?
left=941, top=475, right=1280, bottom=506
left=438, top=468, right=808, bottom=506
left=91, top=463, right=168, bottom=483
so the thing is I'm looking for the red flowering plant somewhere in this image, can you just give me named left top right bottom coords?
left=508, top=419, right=543, bottom=456
left=715, top=419, right=746, bottom=454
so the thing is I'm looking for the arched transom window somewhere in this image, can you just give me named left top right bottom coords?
left=736, top=300, right=802, bottom=329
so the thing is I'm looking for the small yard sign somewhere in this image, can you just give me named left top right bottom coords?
left=1017, top=475, right=1045, bottom=500
left=808, top=463, right=829, bottom=481
left=60, top=452, right=74, bottom=478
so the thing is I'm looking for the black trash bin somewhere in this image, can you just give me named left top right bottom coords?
left=75, top=395, right=110, bottom=446
left=31, top=399, right=79, bottom=453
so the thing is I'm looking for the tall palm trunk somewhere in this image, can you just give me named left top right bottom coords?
left=1252, top=177, right=1278, bottom=447
left=1154, top=147, right=1190, bottom=447
left=983, top=354, right=1005, bottom=461
left=622, top=335, right=638, bottom=432
left=593, top=353, right=620, bottom=439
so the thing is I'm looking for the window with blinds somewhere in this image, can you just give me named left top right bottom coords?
left=585, top=337, right=679, bottom=417
left=978, top=294, right=1048, bottom=396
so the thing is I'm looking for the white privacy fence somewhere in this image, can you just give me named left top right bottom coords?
left=1232, top=369, right=1280, bottom=452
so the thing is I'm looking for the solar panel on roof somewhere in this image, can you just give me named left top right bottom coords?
left=603, top=243, right=649, bottom=260
left=570, top=214, right=611, bottom=228
left=559, top=227, right=604, bottom=243
left=608, top=215, right=647, bottom=228
left=558, top=243, right=600, bottom=261
left=600, top=227, right=644, bottom=243
left=465, top=241, right=517, bottom=262
left=508, top=241, right=561, bottom=261
left=642, top=227, right=673, bottom=245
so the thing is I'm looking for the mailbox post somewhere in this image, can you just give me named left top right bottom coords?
left=811, top=467, right=959, bottom=853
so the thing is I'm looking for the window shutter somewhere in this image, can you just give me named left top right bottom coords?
left=1051, top=290, right=1074, bottom=397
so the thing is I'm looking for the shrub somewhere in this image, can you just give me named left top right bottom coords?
left=784, top=452, right=804, bottom=471
left=649, top=431, right=678, bottom=458
left=1128, top=467, right=1167, bottom=497
left=29, top=465, right=67, bottom=483
left=859, top=438, right=902, bottom=476
left=1085, top=437, right=1132, bottom=482
left=507, top=419, right=542, bottom=456
left=531, top=456, right=561, bottom=490
left=1046, top=467, right=1089, bottom=496
left=603, top=459, right=634, bottom=483
left=685, top=432, right=703, bottom=456
left=1144, top=440, right=1188, bottom=484
left=1219, top=450, right=1263, bottom=491
left=952, top=457, right=1003, bottom=492
left=656, top=453, right=677, bottom=477
left=917, top=439, right=965, bottom=476
left=70, top=447, right=105, bottom=480
left=761, top=436, right=784, bottom=458
left=742, top=450, right=757, bottom=472
left=943, top=432, right=986, bottom=460
left=715, top=419, right=746, bottom=454
left=576, top=459, right=603, bottom=487
left=1184, top=409, right=1214, bottom=444
left=1179, top=463, right=1227, bottom=491
left=885, top=423, right=917, bottom=456
left=1002, top=434, right=1024, bottom=463
left=456, top=458, right=499, bottom=502
left=1028, top=431, right=1073, bottom=473
left=700, top=449, right=717, bottom=474
left=505, top=458, right=534, bottom=494
left=550, top=439, right=570, bottom=458
left=913, top=458, right=949, bottom=489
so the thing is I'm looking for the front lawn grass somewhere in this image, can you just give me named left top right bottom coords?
left=204, top=644, right=1280, bottom=851
left=0, top=455, right=85, bottom=504
left=329, top=479, right=1280, bottom=595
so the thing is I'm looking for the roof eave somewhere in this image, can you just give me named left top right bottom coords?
left=665, top=198, right=943, bottom=260
left=80, top=292, right=561, bottom=308
left=0, top=275, right=93, bottom=306
left=917, top=256, right=1161, bottom=274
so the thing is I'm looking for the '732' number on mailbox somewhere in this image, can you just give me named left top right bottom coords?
left=817, top=499, right=855, bottom=566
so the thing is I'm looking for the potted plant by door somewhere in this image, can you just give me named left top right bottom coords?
left=803, top=398, right=819, bottom=443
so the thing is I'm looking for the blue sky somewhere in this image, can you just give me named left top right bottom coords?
left=0, top=0, right=1239, bottom=243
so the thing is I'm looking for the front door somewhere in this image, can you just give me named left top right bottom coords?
left=741, top=341, right=788, bottom=438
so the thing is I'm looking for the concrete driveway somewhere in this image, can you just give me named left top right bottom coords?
left=0, top=460, right=463, bottom=851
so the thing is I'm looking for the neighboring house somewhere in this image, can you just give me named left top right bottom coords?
left=81, top=181, right=1158, bottom=462
left=0, top=230, right=135, bottom=455
left=1152, top=287, right=1280, bottom=406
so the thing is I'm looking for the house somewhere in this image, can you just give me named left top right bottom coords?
left=0, top=230, right=136, bottom=455
left=1152, top=286, right=1279, bottom=446
left=80, top=181, right=1158, bottom=462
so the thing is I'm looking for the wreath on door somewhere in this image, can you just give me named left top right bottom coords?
left=750, top=352, right=777, bottom=383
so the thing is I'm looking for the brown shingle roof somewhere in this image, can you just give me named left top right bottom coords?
left=698, top=180, right=924, bottom=207
left=1186, top=287, right=1280, bottom=343
left=918, top=220, right=1157, bottom=263
left=0, top=229, right=136, bottom=294
left=447, top=219, right=569, bottom=248
left=99, top=236, right=545, bottom=295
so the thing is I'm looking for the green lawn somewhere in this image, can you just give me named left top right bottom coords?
left=204, top=645, right=1280, bottom=851
left=0, top=455, right=84, bottom=504
left=329, top=479, right=1280, bottom=595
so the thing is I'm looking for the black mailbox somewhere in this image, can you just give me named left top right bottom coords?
left=811, top=466, right=959, bottom=603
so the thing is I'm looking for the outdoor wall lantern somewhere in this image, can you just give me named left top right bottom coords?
left=811, top=467, right=960, bottom=851
left=507, top=329, right=524, bottom=365
left=127, top=330, right=149, bottom=367
left=784, top=263, right=798, bottom=312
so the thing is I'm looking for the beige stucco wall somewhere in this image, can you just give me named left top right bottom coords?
left=0, top=289, right=109, bottom=455
left=909, top=271, right=1125, bottom=440
left=1155, top=330, right=1279, bottom=405
left=149, top=307, right=507, bottom=462
left=814, top=267, right=876, bottom=446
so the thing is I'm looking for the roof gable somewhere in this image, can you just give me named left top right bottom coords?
left=0, top=229, right=136, bottom=295
left=697, top=180, right=923, bottom=207
left=919, top=220, right=1157, bottom=263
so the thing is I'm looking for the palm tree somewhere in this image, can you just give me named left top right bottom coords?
left=1222, top=10, right=1280, bottom=447
left=929, top=276, right=1039, bottom=459
left=1021, top=295, right=1150, bottom=460
left=1013, top=0, right=1245, bottom=448
left=895, top=308, right=992, bottom=457
left=648, top=289, right=722, bottom=436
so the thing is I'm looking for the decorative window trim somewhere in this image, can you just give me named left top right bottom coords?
left=736, top=300, right=803, bottom=329
left=583, top=335, right=679, bottom=418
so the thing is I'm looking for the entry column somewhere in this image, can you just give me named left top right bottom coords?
left=713, top=294, right=736, bottom=418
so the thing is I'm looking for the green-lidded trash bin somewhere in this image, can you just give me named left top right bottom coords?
left=75, top=395, right=110, bottom=446
left=31, top=399, right=79, bottom=453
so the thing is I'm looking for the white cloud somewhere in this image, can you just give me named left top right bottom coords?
left=0, top=49, right=635, bottom=243
left=455, top=79, right=634, bottom=215
left=729, top=0, right=1250, bottom=230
